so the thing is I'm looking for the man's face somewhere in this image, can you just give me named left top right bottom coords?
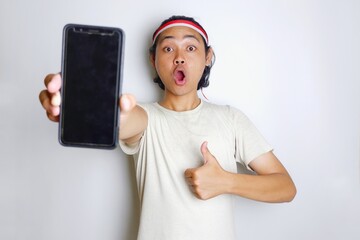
left=152, top=26, right=212, bottom=97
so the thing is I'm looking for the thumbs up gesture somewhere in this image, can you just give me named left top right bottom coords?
left=184, top=141, right=229, bottom=200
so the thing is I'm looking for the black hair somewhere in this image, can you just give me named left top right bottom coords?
left=149, top=15, right=215, bottom=90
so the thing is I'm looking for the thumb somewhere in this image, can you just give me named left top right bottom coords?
left=120, top=94, right=137, bottom=113
left=201, top=141, right=214, bottom=164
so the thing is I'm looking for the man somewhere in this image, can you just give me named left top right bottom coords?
left=40, top=15, right=296, bottom=240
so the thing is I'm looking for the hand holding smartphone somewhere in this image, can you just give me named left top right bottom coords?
left=59, top=24, right=125, bottom=149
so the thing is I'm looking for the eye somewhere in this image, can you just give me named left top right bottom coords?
left=187, top=45, right=197, bottom=52
left=163, top=47, right=173, bottom=53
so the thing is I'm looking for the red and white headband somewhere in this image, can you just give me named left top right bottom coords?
left=152, top=19, right=209, bottom=46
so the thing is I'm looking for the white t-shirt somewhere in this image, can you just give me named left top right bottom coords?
left=120, top=101, right=272, bottom=240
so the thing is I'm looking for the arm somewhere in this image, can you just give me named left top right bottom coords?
left=226, top=151, right=296, bottom=203
left=118, top=94, right=148, bottom=145
left=184, top=142, right=296, bottom=203
left=39, top=73, right=148, bottom=145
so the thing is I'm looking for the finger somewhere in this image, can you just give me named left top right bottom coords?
left=185, top=177, right=194, bottom=185
left=201, top=141, right=211, bottom=164
left=191, top=187, right=204, bottom=200
left=189, top=186, right=196, bottom=194
left=44, top=73, right=62, bottom=93
left=39, top=89, right=60, bottom=113
left=39, top=90, right=60, bottom=117
left=184, top=168, right=192, bottom=178
left=51, top=91, right=61, bottom=106
left=201, top=141, right=209, bottom=154
left=39, top=89, right=50, bottom=107
left=119, top=94, right=137, bottom=112
left=47, top=111, right=60, bottom=122
left=44, top=73, right=55, bottom=87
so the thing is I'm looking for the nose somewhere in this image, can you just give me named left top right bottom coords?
left=175, top=59, right=185, bottom=65
left=174, top=51, right=185, bottom=65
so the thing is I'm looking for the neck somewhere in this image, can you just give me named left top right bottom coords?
left=159, top=94, right=201, bottom=112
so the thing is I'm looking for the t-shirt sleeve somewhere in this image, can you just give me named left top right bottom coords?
left=119, top=140, right=141, bottom=155
left=230, top=107, right=273, bottom=170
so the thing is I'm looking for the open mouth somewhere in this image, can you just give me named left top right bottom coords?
left=174, top=70, right=186, bottom=85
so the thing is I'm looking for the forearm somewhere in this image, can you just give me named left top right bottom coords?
left=119, top=104, right=148, bottom=144
left=224, top=171, right=296, bottom=203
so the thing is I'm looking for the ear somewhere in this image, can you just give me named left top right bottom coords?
left=149, top=53, right=156, bottom=68
left=205, top=47, right=213, bottom=66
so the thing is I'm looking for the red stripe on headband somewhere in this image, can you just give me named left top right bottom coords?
left=152, top=19, right=209, bottom=45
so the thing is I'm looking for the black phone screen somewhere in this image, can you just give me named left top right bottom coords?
left=60, top=24, right=124, bottom=149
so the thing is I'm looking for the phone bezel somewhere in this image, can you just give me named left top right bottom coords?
left=59, top=23, right=125, bottom=149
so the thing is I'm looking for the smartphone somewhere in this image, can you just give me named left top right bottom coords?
left=59, top=24, right=125, bottom=149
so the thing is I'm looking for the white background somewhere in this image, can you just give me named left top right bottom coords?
left=1, top=0, right=359, bottom=239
